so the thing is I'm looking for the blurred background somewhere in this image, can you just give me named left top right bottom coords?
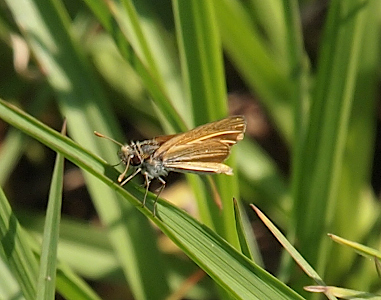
left=0, top=0, right=380, bottom=299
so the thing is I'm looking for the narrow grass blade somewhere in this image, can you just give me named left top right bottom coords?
left=26, top=215, right=103, bottom=300
left=55, top=263, right=103, bottom=300
left=304, top=286, right=380, bottom=299
left=251, top=205, right=337, bottom=300
left=36, top=121, right=66, bottom=299
left=173, top=0, right=242, bottom=252
left=17, top=209, right=117, bottom=280
left=173, top=0, right=227, bottom=124
left=233, top=198, right=263, bottom=265
left=328, top=234, right=381, bottom=260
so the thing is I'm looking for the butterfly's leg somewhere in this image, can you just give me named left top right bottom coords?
left=153, top=177, right=166, bottom=217
left=118, top=157, right=131, bottom=182
left=120, top=167, right=141, bottom=186
left=142, top=172, right=151, bottom=208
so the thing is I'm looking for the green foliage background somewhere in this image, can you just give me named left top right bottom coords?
left=0, top=0, right=380, bottom=299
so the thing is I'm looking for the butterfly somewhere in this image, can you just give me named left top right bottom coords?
left=95, top=115, right=246, bottom=215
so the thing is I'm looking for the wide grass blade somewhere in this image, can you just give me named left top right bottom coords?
left=0, top=98, right=307, bottom=299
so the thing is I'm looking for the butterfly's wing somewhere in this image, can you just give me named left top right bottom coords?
left=137, top=134, right=178, bottom=160
left=162, top=140, right=234, bottom=175
left=152, top=134, right=178, bottom=144
left=154, top=116, right=246, bottom=157
left=155, top=116, right=246, bottom=175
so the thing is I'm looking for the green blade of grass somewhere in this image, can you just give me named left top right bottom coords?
left=251, top=205, right=337, bottom=300
left=173, top=0, right=242, bottom=252
left=0, top=106, right=104, bottom=300
left=83, top=0, right=187, bottom=133
left=18, top=208, right=214, bottom=299
left=0, top=148, right=102, bottom=300
left=55, top=262, right=103, bottom=300
left=214, top=0, right=293, bottom=141
left=173, top=0, right=227, bottom=124
left=328, top=234, right=381, bottom=260
left=0, top=187, right=38, bottom=300
left=292, top=0, right=376, bottom=273
left=17, top=209, right=118, bottom=281
left=233, top=198, right=262, bottom=265
left=304, top=285, right=380, bottom=299
left=325, top=0, right=381, bottom=284
left=36, top=121, right=66, bottom=299
left=0, top=98, right=306, bottom=300
left=157, top=201, right=305, bottom=300
left=23, top=212, right=104, bottom=300
left=4, top=0, right=171, bottom=298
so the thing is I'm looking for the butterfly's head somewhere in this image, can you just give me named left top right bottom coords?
left=119, top=142, right=143, bottom=167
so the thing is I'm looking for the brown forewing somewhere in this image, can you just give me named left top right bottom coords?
left=162, top=141, right=234, bottom=175
left=153, top=116, right=246, bottom=159
left=156, top=116, right=246, bottom=175
left=162, top=140, right=231, bottom=163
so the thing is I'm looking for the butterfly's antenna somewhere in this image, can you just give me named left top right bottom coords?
left=94, top=131, right=124, bottom=147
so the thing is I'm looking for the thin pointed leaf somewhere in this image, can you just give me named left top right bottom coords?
left=251, top=205, right=337, bottom=300
left=36, top=122, right=66, bottom=299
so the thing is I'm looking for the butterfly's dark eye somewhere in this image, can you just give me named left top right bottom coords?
left=118, top=150, right=128, bottom=163
left=130, top=155, right=142, bottom=166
